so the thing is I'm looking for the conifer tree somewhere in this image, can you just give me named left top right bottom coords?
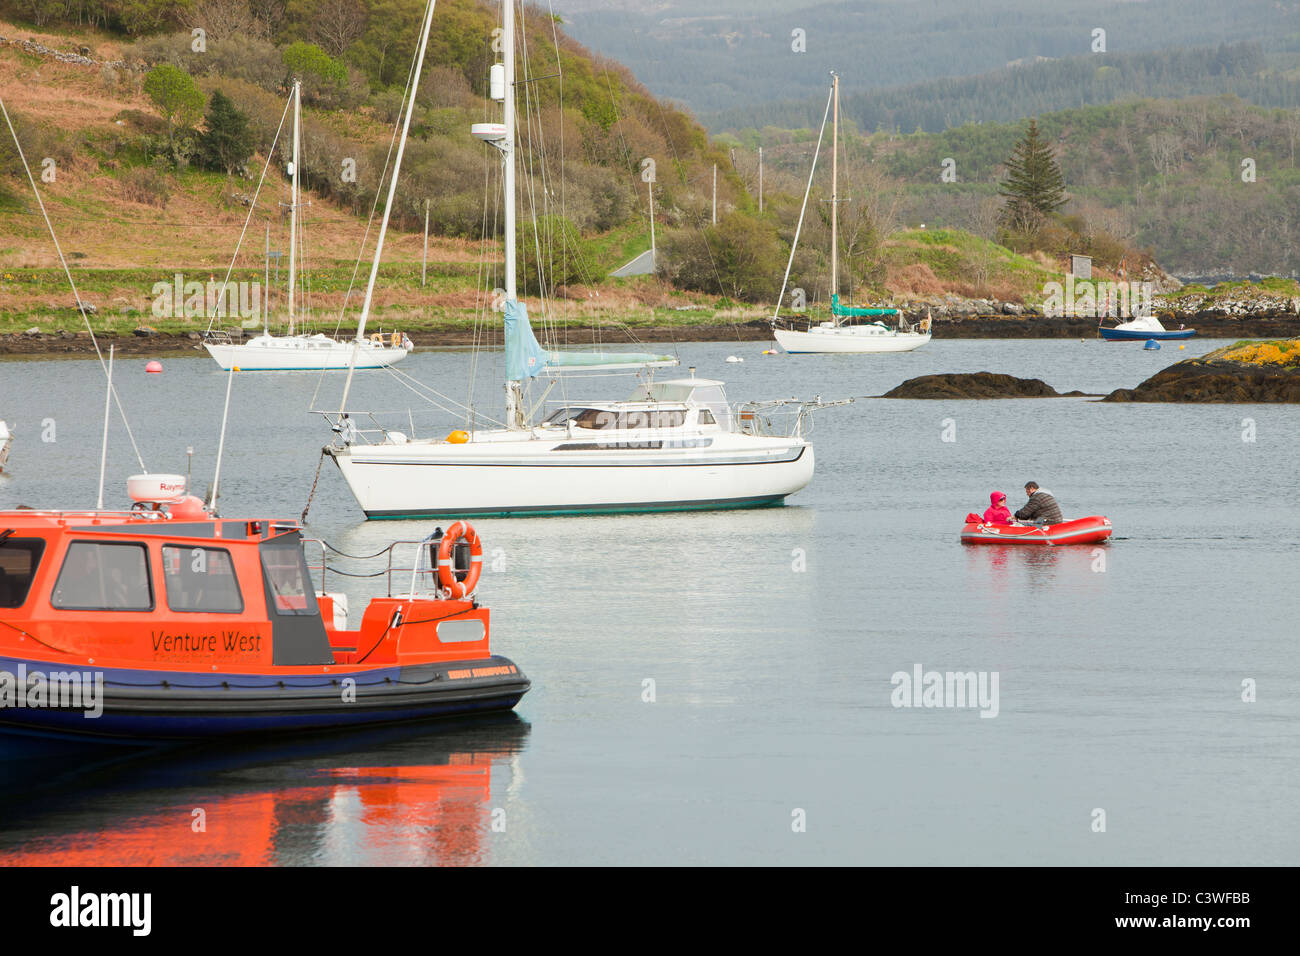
left=998, top=120, right=1067, bottom=228
left=199, top=91, right=255, bottom=176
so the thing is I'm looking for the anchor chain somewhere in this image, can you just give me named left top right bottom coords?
left=301, top=449, right=326, bottom=524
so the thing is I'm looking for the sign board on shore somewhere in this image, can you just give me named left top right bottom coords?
left=1070, top=254, right=1091, bottom=280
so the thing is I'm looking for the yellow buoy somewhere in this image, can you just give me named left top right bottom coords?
left=1179, top=344, right=1185, bottom=350
left=446, top=430, right=469, bottom=444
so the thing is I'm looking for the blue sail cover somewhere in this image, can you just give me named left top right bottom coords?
left=504, top=298, right=674, bottom=380
left=831, top=294, right=900, bottom=318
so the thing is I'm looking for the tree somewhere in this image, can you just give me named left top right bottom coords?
left=143, top=64, right=205, bottom=157
left=307, top=0, right=368, bottom=58
left=997, top=120, right=1068, bottom=229
left=193, top=0, right=269, bottom=40
left=282, top=41, right=347, bottom=103
left=116, top=0, right=192, bottom=35
left=199, top=91, right=255, bottom=175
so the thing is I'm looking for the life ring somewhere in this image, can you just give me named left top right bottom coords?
left=437, top=521, right=483, bottom=598
left=369, top=332, right=384, bottom=346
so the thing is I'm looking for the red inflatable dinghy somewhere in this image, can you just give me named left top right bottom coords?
left=961, top=514, right=1112, bottom=546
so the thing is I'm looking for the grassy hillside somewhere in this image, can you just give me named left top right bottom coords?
left=0, top=3, right=759, bottom=330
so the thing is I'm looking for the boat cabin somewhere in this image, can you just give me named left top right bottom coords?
left=536, top=378, right=732, bottom=434
left=0, top=486, right=490, bottom=673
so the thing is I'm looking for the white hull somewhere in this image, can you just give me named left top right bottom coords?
left=204, top=335, right=408, bottom=371
left=775, top=325, right=930, bottom=353
left=329, top=432, right=813, bottom=517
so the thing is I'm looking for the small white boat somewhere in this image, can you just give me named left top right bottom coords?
left=202, top=82, right=409, bottom=372
left=0, top=419, right=11, bottom=473
left=775, top=316, right=930, bottom=353
left=771, top=73, right=930, bottom=355
left=205, top=331, right=409, bottom=371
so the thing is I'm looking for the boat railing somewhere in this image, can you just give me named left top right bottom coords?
left=736, top=397, right=855, bottom=439
left=324, top=411, right=421, bottom=447
left=302, top=536, right=443, bottom=598
left=202, top=328, right=243, bottom=345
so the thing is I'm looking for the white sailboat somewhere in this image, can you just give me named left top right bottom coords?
left=321, top=0, right=836, bottom=519
left=773, top=73, right=930, bottom=354
left=203, top=81, right=411, bottom=371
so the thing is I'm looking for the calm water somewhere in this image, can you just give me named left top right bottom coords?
left=0, top=338, right=1296, bottom=865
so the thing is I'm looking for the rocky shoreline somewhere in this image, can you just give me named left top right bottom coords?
left=1102, top=344, right=1300, bottom=403
left=6, top=312, right=1300, bottom=356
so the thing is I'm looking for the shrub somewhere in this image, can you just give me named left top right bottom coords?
left=120, top=166, right=171, bottom=207
left=143, top=63, right=206, bottom=157
left=659, top=211, right=786, bottom=302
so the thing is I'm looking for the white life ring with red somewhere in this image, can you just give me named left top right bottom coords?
left=437, top=521, right=483, bottom=598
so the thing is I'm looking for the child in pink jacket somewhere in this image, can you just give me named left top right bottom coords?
left=983, top=491, right=1014, bottom=525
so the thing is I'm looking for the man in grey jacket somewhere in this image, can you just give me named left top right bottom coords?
left=1015, top=482, right=1063, bottom=525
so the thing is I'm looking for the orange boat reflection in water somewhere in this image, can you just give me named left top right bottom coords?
left=0, top=719, right=526, bottom=866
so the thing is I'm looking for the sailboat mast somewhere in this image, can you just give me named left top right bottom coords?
left=503, top=0, right=516, bottom=302
left=336, top=0, right=438, bottom=418
left=830, top=72, right=838, bottom=310
left=503, top=0, right=525, bottom=428
left=287, top=80, right=300, bottom=337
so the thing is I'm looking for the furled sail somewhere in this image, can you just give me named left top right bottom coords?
left=830, top=294, right=900, bottom=318
left=504, top=298, right=675, bottom=380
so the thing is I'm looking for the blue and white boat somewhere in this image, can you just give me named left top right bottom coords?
left=1099, top=315, right=1195, bottom=341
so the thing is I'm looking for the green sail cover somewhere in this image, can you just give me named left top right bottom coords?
left=831, top=294, right=900, bottom=318
left=505, top=298, right=672, bottom=380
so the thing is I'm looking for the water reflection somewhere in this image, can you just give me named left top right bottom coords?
left=964, top=543, right=1108, bottom=596
left=0, top=716, right=529, bottom=866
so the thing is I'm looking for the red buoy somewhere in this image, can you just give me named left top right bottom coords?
left=145, top=360, right=163, bottom=374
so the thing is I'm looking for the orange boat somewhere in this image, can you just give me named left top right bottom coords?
left=0, top=476, right=528, bottom=742
left=960, top=513, right=1112, bottom=546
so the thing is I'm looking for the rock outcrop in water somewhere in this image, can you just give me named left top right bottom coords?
left=1103, top=340, right=1300, bottom=403
left=880, top=372, right=1088, bottom=399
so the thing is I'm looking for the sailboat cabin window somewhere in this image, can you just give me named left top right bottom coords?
left=542, top=407, right=597, bottom=426
left=0, top=536, right=45, bottom=609
left=569, top=408, right=686, bottom=430
left=162, top=545, right=244, bottom=613
left=698, top=409, right=716, bottom=425
left=50, top=541, right=153, bottom=612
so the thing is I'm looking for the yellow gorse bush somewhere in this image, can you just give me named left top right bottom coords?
left=1223, top=340, right=1300, bottom=365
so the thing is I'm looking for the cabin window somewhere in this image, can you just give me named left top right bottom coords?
left=542, top=406, right=595, bottom=426
left=698, top=409, right=717, bottom=425
left=0, top=536, right=45, bottom=609
left=259, top=537, right=319, bottom=617
left=162, top=545, right=243, bottom=613
left=50, top=541, right=153, bottom=612
left=691, top=385, right=732, bottom=430
left=572, top=408, right=618, bottom=429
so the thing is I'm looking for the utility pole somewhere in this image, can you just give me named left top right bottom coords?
left=712, top=163, right=717, bottom=225
left=648, top=180, right=656, bottom=266
left=422, top=198, right=429, bottom=288
left=758, top=147, right=763, bottom=213
left=263, top=220, right=269, bottom=333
